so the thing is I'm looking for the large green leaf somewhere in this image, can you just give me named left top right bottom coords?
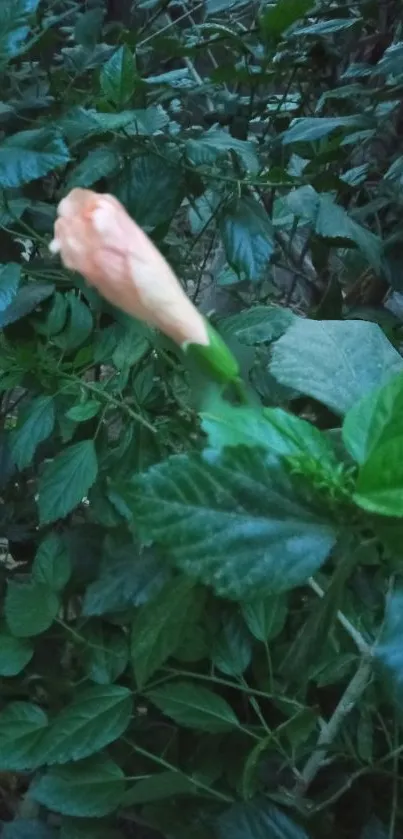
left=5, top=580, right=59, bottom=638
left=121, top=447, right=336, bottom=599
left=270, top=319, right=403, bottom=416
left=33, top=532, right=71, bottom=592
left=42, top=685, right=132, bottom=764
left=282, top=116, right=362, bottom=144
left=115, top=154, right=183, bottom=229
left=0, top=702, right=49, bottom=770
left=0, top=283, right=54, bottom=327
left=354, top=438, right=403, bottom=516
left=100, top=45, right=136, bottom=106
left=216, top=799, right=311, bottom=839
left=0, top=632, right=33, bottom=676
left=260, top=0, right=314, bottom=38
left=131, top=576, right=199, bottom=688
left=221, top=305, right=294, bottom=345
left=186, top=129, right=258, bottom=172
left=201, top=396, right=337, bottom=464
left=38, top=440, right=98, bottom=525
left=0, top=129, right=70, bottom=188
left=343, top=374, right=403, bottom=464
left=286, top=187, right=382, bottom=270
left=60, top=108, right=141, bottom=143
left=148, top=681, right=239, bottom=732
left=220, top=197, right=274, bottom=282
left=10, top=396, right=55, bottom=470
left=290, top=18, right=361, bottom=36
left=82, top=545, right=168, bottom=616
left=0, top=263, right=20, bottom=311
left=30, top=756, right=126, bottom=817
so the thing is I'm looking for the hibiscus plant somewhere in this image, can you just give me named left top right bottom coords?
left=1, top=2, right=403, bottom=839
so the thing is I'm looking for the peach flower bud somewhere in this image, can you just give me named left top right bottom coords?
left=49, top=188, right=209, bottom=348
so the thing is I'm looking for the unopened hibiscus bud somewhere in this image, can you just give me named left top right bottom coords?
left=50, top=188, right=239, bottom=382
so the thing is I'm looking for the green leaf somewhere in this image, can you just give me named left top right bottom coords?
left=290, top=18, right=361, bottom=37
left=216, top=800, right=310, bottom=839
left=2, top=820, right=55, bottom=839
left=260, top=0, right=314, bottom=38
left=60, top=818, right=122, bottom=839
left=112, top=321, right=149, bottom=371
left=74, top=8, right=104, bottom=48
left=83, top=545, right=168, bottom=616
left=10, top=396, right=55, bottom=470
left=0, top=263, right=20, bottom=311
left=30, top=756, right=125, bottom=817
left=221, top=305, right=294, bottom=345
left=0, top=196, right=30, bottom=227
left=212, top=616, right=252, bottom=676
left=60, top=108, right=141, bottom=143
left=354, top=438, right=403, bottom=516
left=42, top=685, right=132, bottom=764
left=83, top=624, right=128, bottom=685
left=66, top=401, right=101, bottom=423
left=0, top=282, right=54, bottom=327
left=0, top=632, right=33, bottom=676
left=100, top=45, right=136, bottom=106
left=0, top=0, right=40, bottom=61
left=148, top=681, right=239, bottom=732
left=220, top=197, right=275, bottom=282
left=207, top=0, right=249, bottom=13
left=45, top=292, right=69, bottom=336
left=242, top=595, right=287, bottom=642
left=343, top=374, right=403, bottom=464
left=5, top=581, right=59, bottom=638
left=270, top=319, right=403, bottom=416
left=286, top=186, right=382, bottom=271
left=282, top=116, right=362, bottom=144
left=115, top=155, right=183, bottom=229
left=38, top=440, right=98, bottom=525
left=316, top=195, right=381, bottom=271
left=33, top=532, right=72, bottom=592
left=123, top=772, right=195, bottom=805
left=66, top=147, right=120, bottom=190
left=186, top=129, right=258, bottom=172
left=0, top=130, right=70, bottom=188
left=131, top=576, right=198, bottom=688
left=201, top=396, right=337, bottom=464
left=121, top=447, right=336, bottom=599
left=375, top=592, right=403, bottom=703
left=376, top=42, right=403, bottom=77
left=54, top=293, right=93, bottom=351
left=0, top=702, right=48, bottom=770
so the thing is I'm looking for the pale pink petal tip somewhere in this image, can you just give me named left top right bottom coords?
left=49, top=238, right=61, bottom=254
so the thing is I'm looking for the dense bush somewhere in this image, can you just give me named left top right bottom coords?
left=1, top=1, right=403, bottom=838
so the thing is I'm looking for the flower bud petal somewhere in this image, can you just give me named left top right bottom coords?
left=50, top=188, right=209, bottom=347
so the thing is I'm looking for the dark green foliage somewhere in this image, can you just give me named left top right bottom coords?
left=1, top=2, right=403, bottom=838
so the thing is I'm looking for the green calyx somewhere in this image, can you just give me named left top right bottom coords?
left=182, top=319, right=240, bottom=384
